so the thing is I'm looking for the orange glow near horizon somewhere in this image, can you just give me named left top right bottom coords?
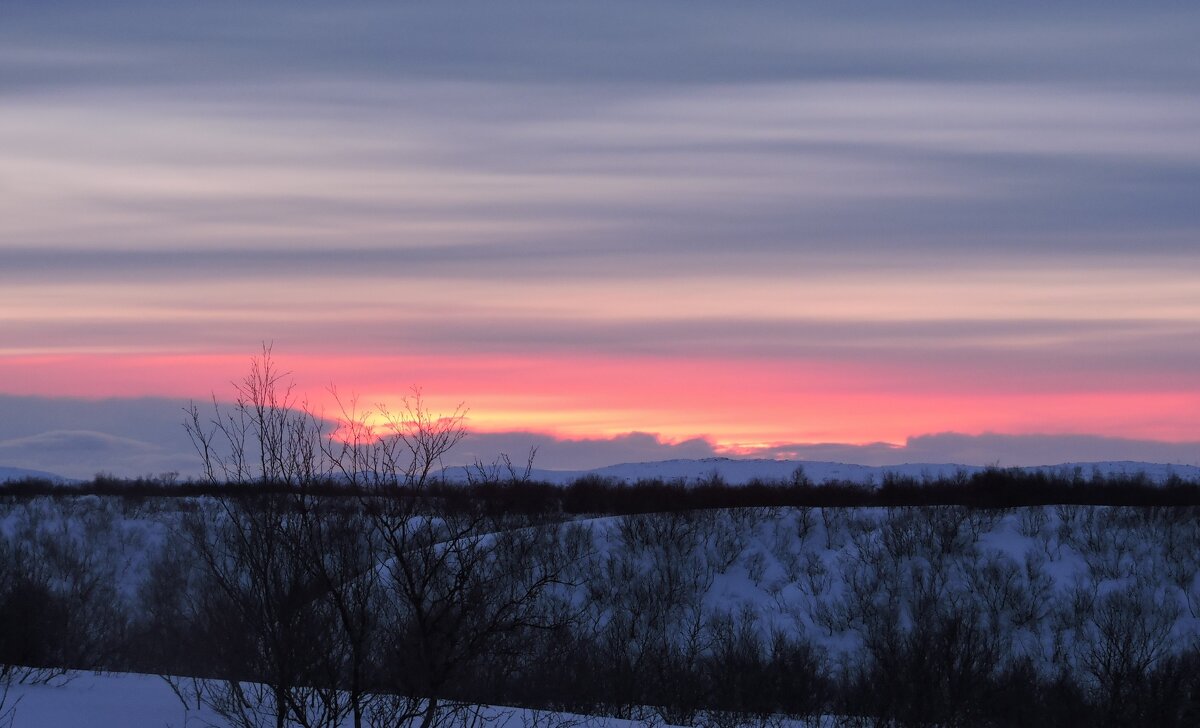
left=3, top=351, right=1199, bottom=452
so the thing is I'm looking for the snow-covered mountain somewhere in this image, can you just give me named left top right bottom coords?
left=445, top=457, right=1200, bottom=486
left=0, top=465, right=71, bottom=483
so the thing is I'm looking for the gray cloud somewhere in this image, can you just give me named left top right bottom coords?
left=417, top=431, right=1200, bottom=473
left=0, top=396, right=202, bottom=478
left=4, top=4, right=1200, bottom=268
left=4, top=2, right=1197, bottom=91
left=453, top=431, right=718, bottom=472
left=901, top=433, right=1200, bottom=468
left=7, top=83, right=1199, bottom=259
left=759, top=433, right=1200, bottom=469
left=2, top=395, right=1198, bottom=479
left=2, top=318, right=1197, bottom=392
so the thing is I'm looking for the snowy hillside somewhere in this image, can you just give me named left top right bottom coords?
left=571, top=505, right=1200, bottom=671
left=3, top=496, right=1199, bottom=725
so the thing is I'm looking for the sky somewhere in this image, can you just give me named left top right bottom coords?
left=2, top=1, right=1200, bottom=477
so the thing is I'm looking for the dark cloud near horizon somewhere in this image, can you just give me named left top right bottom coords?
left=757, top=433, right=1200, bottom=469
left=1, top=395, right=1197, bottom=479
left=0, top=395, right=201, bottom=478
left=455, top=431, right=719, bottom=472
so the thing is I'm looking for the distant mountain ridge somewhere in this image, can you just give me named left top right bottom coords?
left=446, top=457, right=1200, bottom=486
left=0, top=464, right=73, bottom=483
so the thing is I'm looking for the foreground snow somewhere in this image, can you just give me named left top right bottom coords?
left=6, top=673, right=214, bottom=728
left=5, top=672, right=682, bottom=728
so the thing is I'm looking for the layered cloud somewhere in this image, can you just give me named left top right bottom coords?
left=1, top=2, right=1198, bottom=453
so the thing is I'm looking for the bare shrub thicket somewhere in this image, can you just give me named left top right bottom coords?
left=0, top=500, right=127, bottom=684
left=584, top=511, right=719, bottom=722
left=8, top=491, right=1200, bottom=726
left=366, top=499, right=584, bottom=728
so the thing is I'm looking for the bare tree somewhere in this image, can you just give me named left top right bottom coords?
left=1080, top=580, right=1181, bottom=723
left=292, top=496, right=381, bottom=728
left=363, top=388, right=465, bottom=488
left=181, top=494, right=347, bottom=728
left=181, top=348, right=581, bottom=728
left=0, top=536, right=21, bottom=728
left=318, top=386, right=466, bottom=489
left=178, top=349, right=343, bottom=726
left=185, top=343, right=329, bottom=486
left=465, top=447, right=538, bottom=487
left=367, top=492, right=582, bottom=728
left=0, top=672, right=14, bottom=728
left=343, top=390, right=570, bottom=724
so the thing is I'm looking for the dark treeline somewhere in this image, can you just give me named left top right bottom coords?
left=4, top=465, right=1200, bottom=512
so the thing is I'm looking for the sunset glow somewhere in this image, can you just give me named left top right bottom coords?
left=2, top=349, right=1198, bottom=454
left=2, top=2, right=1199, bottom=476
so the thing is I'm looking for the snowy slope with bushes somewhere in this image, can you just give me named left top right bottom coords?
left=4, top=495, right=1200, bottom=726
